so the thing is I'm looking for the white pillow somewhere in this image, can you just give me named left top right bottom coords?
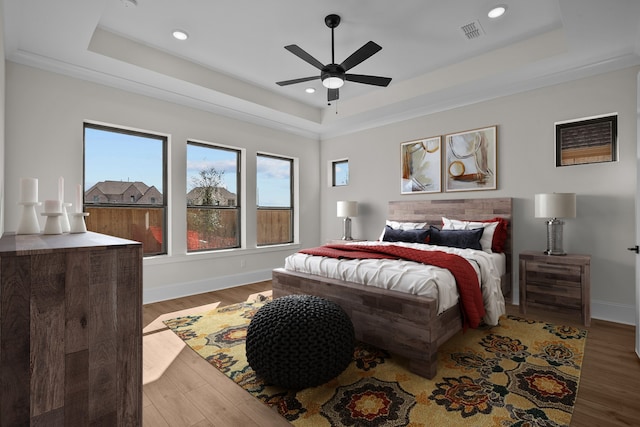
left=387, top=220, right=427, bottom=230
left=441, top=217, right=497, bottom=253
left=379, top=220, right=428, bottom=240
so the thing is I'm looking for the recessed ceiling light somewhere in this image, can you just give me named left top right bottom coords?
left=172, top=30, right=189, bottom=41
left=305, top=88, right=316, bottom=94
left=488, top=5, right=507, bottom=19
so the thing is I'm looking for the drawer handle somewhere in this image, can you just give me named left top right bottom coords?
left=537, top=264, right=569, bottom=270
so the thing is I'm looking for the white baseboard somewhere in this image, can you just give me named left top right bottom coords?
left=143, top=268, right=273, bottom=305
left=591, top=299, right=635, bottom=325
left=144, top=275, right=637, bottom=328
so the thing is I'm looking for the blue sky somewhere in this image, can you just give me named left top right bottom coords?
left=85, top=127, right=291, bottom=206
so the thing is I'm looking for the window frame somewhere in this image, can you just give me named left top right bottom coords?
left=83, top=122, right=168, bottom=256
left=186, top=140, right=242, bottom=253
left=331, top=158, right=349, bottom=187
left=256, top=152, right=294, bottom=246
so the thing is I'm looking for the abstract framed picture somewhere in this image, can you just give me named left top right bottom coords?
left=555, top=113, right=617, bottom=166
left=444, top=126, right=497, bottom=192
left=400, top=136, right=441, bottom=194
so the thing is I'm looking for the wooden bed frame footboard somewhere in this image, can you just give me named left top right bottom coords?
left=272, top=268, right=462, bottom=379
left=272, top=197, right=512, bottom=379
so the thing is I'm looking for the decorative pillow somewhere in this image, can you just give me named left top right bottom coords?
left=482, top=217, right=509, bottom=253
left=441, top=216, right=508, bottom=253
left=379, top=220, right=428, bottom=240
left=382, top=226, right=430, bottom=244
left=429, top=226, right=484, bottom=250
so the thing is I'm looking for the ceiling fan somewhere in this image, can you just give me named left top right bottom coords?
left=276, top=14, right=392, bottom=103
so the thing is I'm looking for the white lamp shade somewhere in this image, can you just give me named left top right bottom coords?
left=337, top=201, right=358, bottom=218
left=535, top=193, right=576, bottom=219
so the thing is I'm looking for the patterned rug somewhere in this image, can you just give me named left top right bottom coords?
left=164, top=298, right=587, bottom=427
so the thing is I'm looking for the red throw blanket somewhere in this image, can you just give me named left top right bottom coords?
left=299, top=244, right=485, bottom=329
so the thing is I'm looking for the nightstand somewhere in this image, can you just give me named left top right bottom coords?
left=519, top=250, right=591, bottom=326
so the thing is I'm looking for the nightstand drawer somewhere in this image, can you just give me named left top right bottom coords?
left=526, top=261, right=582, bottom=276
left=526, top=283, right=582, bottom=309
left=525, top=262, right=582, bottom=288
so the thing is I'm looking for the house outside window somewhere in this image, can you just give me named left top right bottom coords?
left=84, top=122, right=167, bottom=256
left=257, top=153, right=293, bottom=245
left=186, top=141, right=241, bottom=252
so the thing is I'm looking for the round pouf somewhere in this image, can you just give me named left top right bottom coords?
left=246, top=294, right=355, bottom=389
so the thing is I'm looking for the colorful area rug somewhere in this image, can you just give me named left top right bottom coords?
left=164, top=300, right=587, bottom=426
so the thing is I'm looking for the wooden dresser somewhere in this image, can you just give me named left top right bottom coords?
left=519, top=250, right=591, bottom=326
left=0, top=232, right=142, bottom=426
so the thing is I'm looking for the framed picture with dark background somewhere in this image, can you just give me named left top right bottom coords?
left=555, top=114, right=617, bottom=167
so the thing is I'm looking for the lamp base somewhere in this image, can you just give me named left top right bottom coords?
left=544, top=218, right=566, bottom=256
left=341, top=217, right=352, bottom=240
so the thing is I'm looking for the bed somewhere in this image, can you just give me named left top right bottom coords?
left=272, top=197, right=512, bottom=379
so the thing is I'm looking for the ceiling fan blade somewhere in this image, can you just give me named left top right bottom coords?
left=284, top=45, right=325, bottom=70
left=345, top=73, right=392, bottom=87
left=340, top=41, right=382, bottom=71
left=328, top=88, right=339, bottom=102
left=276, top=76, right=320, bottom=86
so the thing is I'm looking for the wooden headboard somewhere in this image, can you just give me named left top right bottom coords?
left=388, top=197, right=513, bottom=300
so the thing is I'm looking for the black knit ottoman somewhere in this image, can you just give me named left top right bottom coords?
left=246, top=294, right=355, bottom=389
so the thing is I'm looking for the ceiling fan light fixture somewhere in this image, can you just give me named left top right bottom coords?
left=322, top=76, right=344, bottom=89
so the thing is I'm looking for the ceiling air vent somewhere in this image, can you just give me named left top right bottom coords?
left=460, top=20, right=485, bottom=40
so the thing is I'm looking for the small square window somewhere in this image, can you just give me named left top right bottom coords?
left=332, top=160, right=349, bottom=186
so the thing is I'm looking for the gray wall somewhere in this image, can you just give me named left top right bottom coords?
left=4, top=60, right=637, bottom=324
left=4, top=62, right=320, bottom=303
left=320, top=66, right=638, bottom=325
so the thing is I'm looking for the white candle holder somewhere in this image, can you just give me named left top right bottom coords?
left=61, top=202, right=72, bottom=233
left=42, top=213, right=63, bottom=235
left=17, top=202, right=42, bottom=235
left=70, top=212, right=89, bottom=233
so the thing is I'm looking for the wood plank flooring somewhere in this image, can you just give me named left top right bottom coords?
left=142, top=281, right=640, bottom=426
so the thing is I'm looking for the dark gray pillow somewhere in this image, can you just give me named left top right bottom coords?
left=429, top=226, right=484, bottom=250
left=382, top=226, right=429, bottom=244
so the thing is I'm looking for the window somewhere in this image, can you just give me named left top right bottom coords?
left=257, top=154, right=293, bottom=245
left=332, top=159, right=349, bottom=186
left=186, top=142, right=240, bottom=252
left=84, top=123, right=167, bottom=256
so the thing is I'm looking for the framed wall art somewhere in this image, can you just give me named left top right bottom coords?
left=555, top=113, right=617, bottom=167
left=400, top=136, right=441, bottom=194
left=444, top=126, right=497, bottom=192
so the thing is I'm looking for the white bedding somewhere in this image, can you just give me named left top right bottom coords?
left=284, top=240, right=506, bottom=325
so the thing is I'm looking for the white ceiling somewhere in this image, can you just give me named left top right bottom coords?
left=4, top=0, right=640, bottom=139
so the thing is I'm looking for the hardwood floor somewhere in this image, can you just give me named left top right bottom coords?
left=143, top=281, right=640, bottom=426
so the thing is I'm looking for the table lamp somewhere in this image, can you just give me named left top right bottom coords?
left=337, top=201, right=358, bottom=240
left=534, top=193, right=576, bottom=255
